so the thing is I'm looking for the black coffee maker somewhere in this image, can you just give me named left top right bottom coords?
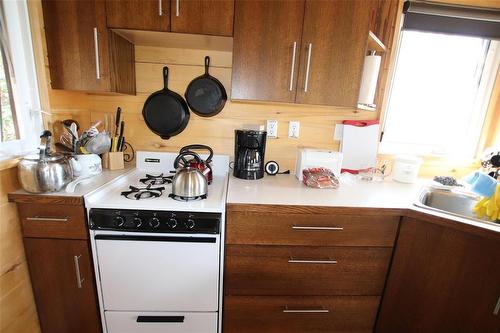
left=234, top=130, right=267, bottom=180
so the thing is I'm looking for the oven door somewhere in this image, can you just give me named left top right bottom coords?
left=95, top=234, right=220, bottom=312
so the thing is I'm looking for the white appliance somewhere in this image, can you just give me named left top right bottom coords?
left=85, top=151, right=229, bottom=333
left=340, top=120, right=380, bottom=172
left=295, top=148, right=343, bottom=180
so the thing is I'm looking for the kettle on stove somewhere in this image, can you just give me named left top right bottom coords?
left=170, top=151, right=208, bottom=200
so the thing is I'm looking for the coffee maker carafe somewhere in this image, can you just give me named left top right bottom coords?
left=234, top=130, right=267, bottom=180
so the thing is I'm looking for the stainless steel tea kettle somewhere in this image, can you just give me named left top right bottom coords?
left=18, top=130, right=74, bottom=193
left=171, top=151, right=208, bottom=199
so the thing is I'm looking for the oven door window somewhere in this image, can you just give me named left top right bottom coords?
left=95, top=235, right=220, bottom=311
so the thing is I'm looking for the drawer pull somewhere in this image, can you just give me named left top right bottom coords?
left=137, top=316, right=185, bottom=323
left=292, top=225, right=343, bottom=231
left=73, top=255, right=85, bottom=288
left=283, top=306, right=329, bottom=313
left=26, top=216, right=69, bottom=222
left=288, top=257, right=337, bottom=264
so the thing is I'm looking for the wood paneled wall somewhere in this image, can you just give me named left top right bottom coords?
left=47, top=44, right=378, bottom=171
left=0, top=166, right=40, bottom=333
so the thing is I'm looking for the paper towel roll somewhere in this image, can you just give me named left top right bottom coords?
left=358, top=54, right=382, bottom=106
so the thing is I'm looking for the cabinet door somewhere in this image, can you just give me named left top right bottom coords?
left=42, top=0, right=110, bottom=92
left=171, top=0, right=234, bottom=36
left=295, top=0, right=371, bottom=107
left=231, top=0, right=305, bottom=102
left=376, top=218, right=500, bottom=333
left=24, top=238, right=101, bottom=333
left=106, top=0, right=170, bottom=31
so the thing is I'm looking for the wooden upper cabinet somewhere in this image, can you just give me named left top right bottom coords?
left=295, top=0, right=371, bottom=107
left=106, top=0, right=170, bottom=31
left=42, top=0, right=135, bottom=94
left=171, top=0, right=234, bottom=36
left=232, top=0, right=305, bottom=102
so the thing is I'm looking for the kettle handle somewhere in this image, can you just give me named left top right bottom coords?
left=39, top=130, right=52, bottom=157
left=174, top=151, right=202, bottom=169
left=179, top=144, right=213, bottom=163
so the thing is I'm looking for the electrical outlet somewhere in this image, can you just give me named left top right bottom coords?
left=288, top=121, right=300, bottom=138
left=266, top=120, right=278, bottom=138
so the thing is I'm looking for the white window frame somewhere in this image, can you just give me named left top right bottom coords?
left=0, top=0, right=42, bottom=160
left=379, top=31, right=500, bottom=159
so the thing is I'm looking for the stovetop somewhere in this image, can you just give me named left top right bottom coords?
left=84, top=151, right=229, bottom=213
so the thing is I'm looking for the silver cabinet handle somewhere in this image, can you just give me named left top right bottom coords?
left=304, top=43, right=312, bottom=92
left=93, top=27, right=100, bottom=80
left=494, top=295, right=500, bottom=315
left=158, top=0, right=163, bottom=16
left=176, top=0, right=180, bottom=16
left=73, top=255, right=85, bottom=289
left=289, top=41, right=297, bottom=91
left=283, top=306, right=329, bottom=313
left=292, top=225, right=343, bottom=231
left=288, top=257, right=337, bottom=264
left=26, top=216, right=68, bottom=222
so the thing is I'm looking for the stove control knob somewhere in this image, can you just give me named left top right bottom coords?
left=149, top=217, right=160, bottom=228
left=133, top=217, right=143, bottom=228
left=185, top=219, right=195, bottom=229
left=114, top=216, right=125, bottom=227
left=167, top=218, right=178, bottom=229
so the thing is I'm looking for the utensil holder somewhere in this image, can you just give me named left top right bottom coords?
left=103, top=152, right=124, bottom=170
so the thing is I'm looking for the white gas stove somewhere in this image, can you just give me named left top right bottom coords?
left=85, top=151, right=229, bottom=333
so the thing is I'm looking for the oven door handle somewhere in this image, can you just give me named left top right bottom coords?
left=94, top=235, right=217, bottom=243
left=137, top=316, right=185, bottom=323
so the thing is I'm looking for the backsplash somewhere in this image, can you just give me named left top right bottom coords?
left=47, top=45, right=377, bottom=171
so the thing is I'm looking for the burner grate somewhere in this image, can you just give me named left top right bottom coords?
left=169, top=193, right=207, bottom=202
left=121, top=184, right=165, bottom=200
left=139, top=173, right=174, bottom=186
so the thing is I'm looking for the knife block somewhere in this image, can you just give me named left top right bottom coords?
left=102, top=152, right=124, bottom=170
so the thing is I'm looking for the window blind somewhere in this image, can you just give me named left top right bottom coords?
left=403, top=1, right=500, bottom=40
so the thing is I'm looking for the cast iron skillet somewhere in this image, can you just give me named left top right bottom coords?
left=185, top=56, right=227, bottom=117
left=142, top=66, right=190, bottom=139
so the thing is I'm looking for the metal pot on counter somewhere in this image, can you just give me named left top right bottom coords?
left=170, top=151, right=208, bottom=200
left=18, top=130, right=74, bottom=193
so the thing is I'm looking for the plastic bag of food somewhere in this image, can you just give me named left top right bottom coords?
left=302, top=167, right=340, bottom=189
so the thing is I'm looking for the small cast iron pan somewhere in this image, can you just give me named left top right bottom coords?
left=185, top=56, right=227, bottom=117
left=143, top=66, right=190, bottom=140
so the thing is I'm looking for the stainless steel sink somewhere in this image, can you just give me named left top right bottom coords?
left=414, top=187, right=499, bottom=226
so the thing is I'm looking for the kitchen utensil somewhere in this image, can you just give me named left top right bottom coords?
left=171, top=151, right=208, bottom=199
left=234, top=130, right=267, bottom=180
left=62, top=119, right=80, bottom=131
left=55, top=142, right=73, bottom=153
left=179, top=144, right=214, bottom=184
left=65, top=175, right=93, bottom=193
left=18, top=130, right=74, bottom=193
left=84, top=132, right=112, bottom=155
left=142, top=66, right=190, bottom=140
left=115, top=107, right=121, bottom=137
left=185, top=56, right=227, bottom=117
left=117, top=121, right=124, bottom=151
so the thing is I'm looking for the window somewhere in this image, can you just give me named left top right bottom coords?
left=380, top=30, right=499, bottom=158
left=0, top=0, right=42, bottom=159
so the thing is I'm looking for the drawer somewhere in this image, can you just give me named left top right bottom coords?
left=18, top=203, right=88, bottom=239
left=105, top=311, right=217, bottom=333
left=225, top=245, right=392, bottom=296
left=226, top=211, right=399, bottom=246
left=224, top=295, right=380, bottom=333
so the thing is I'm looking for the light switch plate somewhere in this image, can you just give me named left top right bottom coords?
left=266, top=120, right=278, bottom=138
left=288, top=121, right=300, bottom=138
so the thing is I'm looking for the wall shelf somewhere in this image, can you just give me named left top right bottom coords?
left=367, top=31, right=386, bottom=53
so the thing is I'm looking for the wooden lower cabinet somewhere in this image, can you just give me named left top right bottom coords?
left=376, top=217, right=500, bottom=333
left=225, top=245, right=392, bottom=296
left=224, top=295, right=380, bottom=333
left=24, top=238, right=101, bottom=333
